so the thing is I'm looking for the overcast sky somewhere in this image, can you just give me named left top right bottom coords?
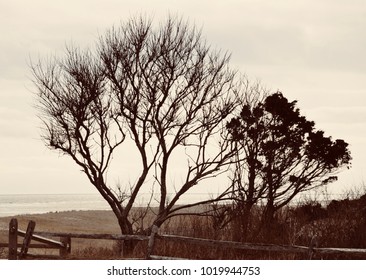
left=0, top=0, right=365, bottom=197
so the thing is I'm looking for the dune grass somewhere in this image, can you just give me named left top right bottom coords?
left=1, top=189, right=366, bottom=259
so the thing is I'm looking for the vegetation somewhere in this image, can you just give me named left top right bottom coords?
left=226, top=92, right=351, bottom=241
left=31, top=16, right=241, bottom=253
left=1, top=187, right=365, bottom=259
left=30, top=15, right=352, bottom=256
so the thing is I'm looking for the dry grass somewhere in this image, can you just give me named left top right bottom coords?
left=1, top=189, right=366, bottom=259
left=0, top=210, right=121, bottom=258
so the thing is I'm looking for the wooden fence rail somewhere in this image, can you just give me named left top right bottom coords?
left=1, top=218, right=366, bottom=259
left=152, top=234, right=366, bottom=259
left=32, top=232, right=149, bottom=241
left=2, top=219, right=71, bottom=259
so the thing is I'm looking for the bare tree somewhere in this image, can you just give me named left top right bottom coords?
left=32, top=16, right=240, bottom=253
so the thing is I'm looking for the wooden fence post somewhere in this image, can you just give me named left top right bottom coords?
left=60, top=236, right=71, bottom=258
left=308, top=235, right=319, bottom=260
left=19, top=220, right=36, bottom=259
left=146, top=225, right=159, bottom=260
left=8, top=218, right=18, bottom=260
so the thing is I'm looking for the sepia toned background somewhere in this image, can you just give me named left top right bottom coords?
left=0, top=0, right=365, bottom=196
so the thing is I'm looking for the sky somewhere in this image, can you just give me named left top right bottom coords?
left=0, top=0, right=365, bottom=198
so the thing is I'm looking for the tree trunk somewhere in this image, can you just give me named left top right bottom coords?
left=115, top=216, right=138, bottom=257
left=232, top=201, right=254, bottom=242
left=260, top=202, right=276, bottom=241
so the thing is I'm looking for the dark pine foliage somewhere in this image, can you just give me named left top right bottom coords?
left=226, top=92, right=351, bottom=239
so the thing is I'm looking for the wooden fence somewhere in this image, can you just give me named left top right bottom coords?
left=1, top=218, right=366, bottom=259
left=0, top=219, right=71, bottom=260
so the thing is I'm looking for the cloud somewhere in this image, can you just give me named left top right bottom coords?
left=307, top=106, right=366, bottom=125
left=199, top=0, right=366, bottom=75
left=1, top=0, right=365, bottom=195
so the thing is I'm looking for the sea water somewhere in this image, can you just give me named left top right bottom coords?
left=0, top=192, right=212, bottom=217
left=0, top=193, right=111, bottom=217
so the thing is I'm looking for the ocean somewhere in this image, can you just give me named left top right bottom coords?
left=0, top=192, right=208, bottom=217
left=0, top=194, right=111, bottom=217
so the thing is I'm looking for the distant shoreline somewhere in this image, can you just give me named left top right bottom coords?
left=0, top=194, right=112, bottom=218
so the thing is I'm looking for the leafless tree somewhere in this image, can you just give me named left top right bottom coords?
left=32, top=16, right=241, bottom=253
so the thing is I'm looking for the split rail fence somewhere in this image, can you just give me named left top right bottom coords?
left=1, top=218, right=366, bottom=260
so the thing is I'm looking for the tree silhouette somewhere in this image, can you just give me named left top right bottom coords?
left=227, top=92, right=351, bottom=240
left=32, top=16, right=240, bottom=253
